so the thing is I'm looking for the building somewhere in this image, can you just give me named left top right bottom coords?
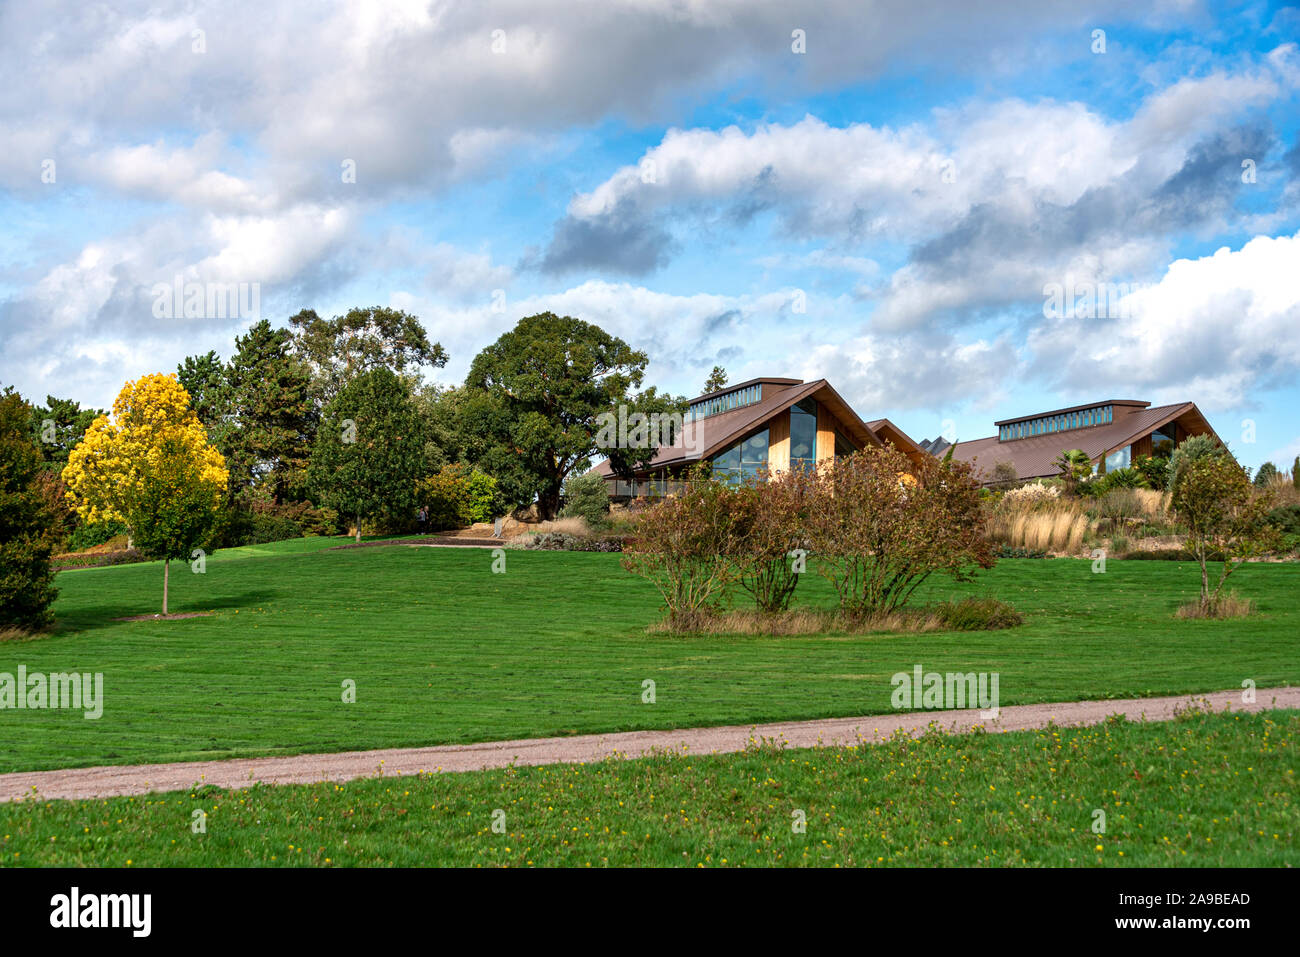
left=594, top=376, right=927, bottom=497
left=941, top=399, right=1224, bottom=485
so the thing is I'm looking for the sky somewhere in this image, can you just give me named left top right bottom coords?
left=1, top=0, right=1297, bottom=471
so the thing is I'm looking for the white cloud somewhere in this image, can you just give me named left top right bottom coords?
left=1027, top=231, right=1300, bottom=406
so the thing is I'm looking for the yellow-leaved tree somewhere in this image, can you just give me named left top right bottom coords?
left=63, top=374, right=228, bottom=615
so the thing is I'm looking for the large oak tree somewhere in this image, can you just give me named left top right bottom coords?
left=463, top=313, right=652, bottom=519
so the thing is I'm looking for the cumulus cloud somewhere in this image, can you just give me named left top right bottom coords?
left=1027, top=231, right=1300, bottom=406
left=539, top=58, right=1296, bottom=328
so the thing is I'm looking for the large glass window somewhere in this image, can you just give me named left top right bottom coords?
left=789, top=399, right=818, bottom=470
left=1105, top=446, right=1130, bottom=472
left=711, top=428, right=769, bottom=483
left=1150, top=427, right=1175, bottom=458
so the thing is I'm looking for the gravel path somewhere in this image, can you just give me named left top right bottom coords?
left=3, top=686, right=1295, bottom=803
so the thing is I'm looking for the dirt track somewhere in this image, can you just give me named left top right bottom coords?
left=2, top=686, right=1295, bottom=803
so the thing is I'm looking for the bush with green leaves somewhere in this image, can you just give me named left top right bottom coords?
left=559, top=470, right=611, bottom=527
left=1266, top=504, right=1300, bottom=535
left=1097, top=466, right=1144, bottom=491
left=417, top=464, right=503, bottom=530
left=1131, top=454, right=1171, bottom=490
left=1169, top=434, right=1226, bottom=489
left=64, top=519, right=130, bottom=552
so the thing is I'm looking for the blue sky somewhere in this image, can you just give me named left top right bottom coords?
left=1, top=0, right=1298, bottom=470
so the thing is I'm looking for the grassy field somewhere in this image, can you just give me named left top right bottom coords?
left=1, top=708, right=1293, bottom=867
left=1, top=538, right=1298, bottom=774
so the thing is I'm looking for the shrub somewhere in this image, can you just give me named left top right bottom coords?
left=1125, top=547, right=1227, bottom=562
left=559, top=471, right=611, bottom=527
left=522, top=531, right=624, bottom=552
left=645, top=599, right=1022, bottom=635
left=995, top=546, right=1050, bottom=559
left=53, top=547, right=144, bottom=570
left=805, top=444, right=993, bottom=617
left=65, top=519, right=130, bottom=552
left=1266, top=504, right=1300, bottom=534
left=729, top=469, right=814, bottom=613
left=209, top=500, right=342, bottom=547
left=1169, top=434, right=1226, bottom=489
left=1094, top=487, right=1145, bottom=524
left=417, top=464, right=503, bottom=530
left=1097, top=466, right=1143, bottom=491
left=989, top=460, right=1019, bottom=490
left=1132, top=454, right=1171, bottom=490
left=622, top=471, right=745, bottom=628
left=932, top=597, right=1024, bottom=631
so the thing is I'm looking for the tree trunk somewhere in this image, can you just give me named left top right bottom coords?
left=539, top=486, right=561, bottom=521
left=163, top=558, right=170, bottom=616
left=355, top=513, right=362, bottom=543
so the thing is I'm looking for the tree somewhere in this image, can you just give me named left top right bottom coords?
left=989, top=460, right=1019, bottom=490
left=1293, top=455, right=1299, bottom=491
left=290, top=306, right=448, bottom=406
left=176, top=350, right=231, bottom=438
left=703, top=366, right=728, bottom=394
left=307, top=368, right=424, bottom=542
left=226, top=320, right=316, bottom=502
left=62, top=374, right=228, bottom=614
left=413, top=383, right=470, bottom=473
left=463, top=312, right=649, bottom=519
left=1254, top=461, right=1279, bottom=488
left=27, top=395, right=105, bottom=473
left=1171, top=455, right=1281, bottom=615
left=1054, top=449, right=1092, bottom=494
left=0, top=389, right=60, bottom=631
left=598, top=385, right=689, bottom=482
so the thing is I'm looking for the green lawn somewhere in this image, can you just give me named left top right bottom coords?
left=2, top=709, right=1293, bottom=867
left=2, top=540, right=1298, bottom=774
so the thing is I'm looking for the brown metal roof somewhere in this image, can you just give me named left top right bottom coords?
left=950, top=401, right=1222, bottom=481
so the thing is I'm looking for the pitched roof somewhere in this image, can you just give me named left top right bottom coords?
left=865, top=418, right=928, bottom=460
left=594, top=378, right=880, bottom=476
left=948, top=401, right=1219, bottom=481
